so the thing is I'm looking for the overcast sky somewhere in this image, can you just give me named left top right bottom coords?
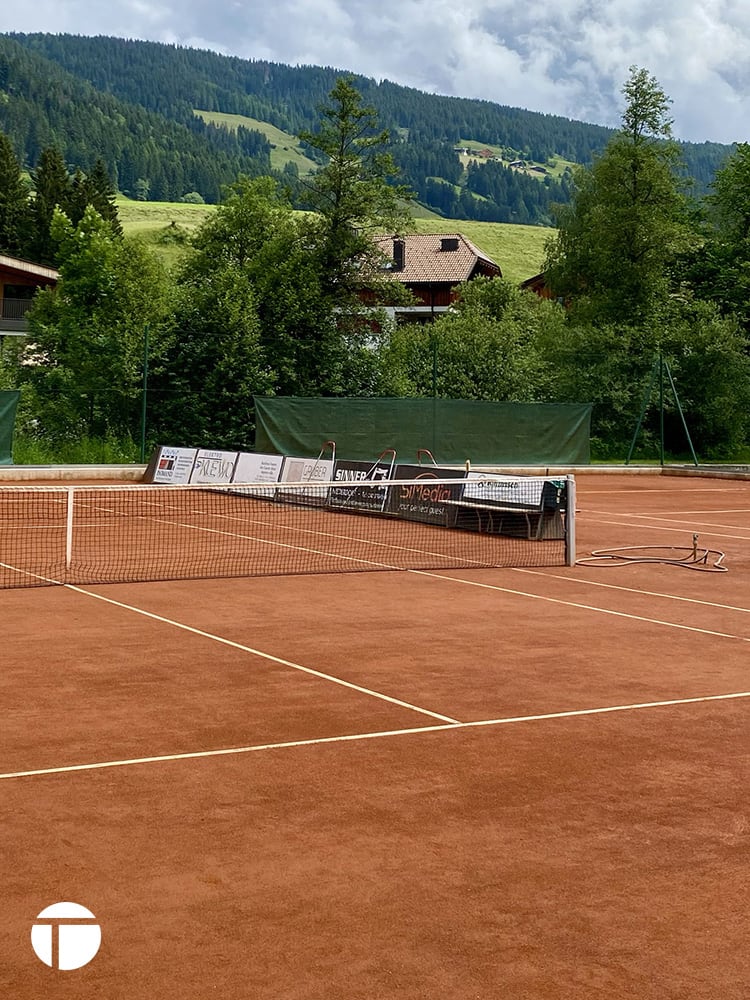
left=1, top=0, right=749, bottom=145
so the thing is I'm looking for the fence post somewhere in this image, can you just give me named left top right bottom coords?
left=65, top=487, right=74, bottom=575
left=139, top=323, right=150, bottom=463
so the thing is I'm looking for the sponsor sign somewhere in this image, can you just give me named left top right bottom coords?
left=463, top=472, right=545, bottom=508
left=390, top=464, right=466, bottom=525
left=149, top=446, right=198, bottom=484
left=279, top=456, right=335, bottom=485
left=231, top=452, right=284, bottom=493
left=329, top=460, right=393, bottom=512
left=189, top=449, right=239, bottom=485
left=277, top=456, right=335, bottom=503
left=463, top=473, right=564, bottom=511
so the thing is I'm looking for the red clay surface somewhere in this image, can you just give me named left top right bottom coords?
left=2, top=472, right=749, bottom=999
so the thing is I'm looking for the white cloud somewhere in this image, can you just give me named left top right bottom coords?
left=1, top=0, right=749, bottom=142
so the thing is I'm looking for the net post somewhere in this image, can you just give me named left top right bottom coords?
left=65, top=487, right=74, bottom=572
left=565, top=475, right=576, bottom=567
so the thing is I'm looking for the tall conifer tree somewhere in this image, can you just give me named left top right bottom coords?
left=30, top=146, right=73, bottom=264
left=0, top=131, right=31, bottom=257
left=545, top=67, right=691, bottom=325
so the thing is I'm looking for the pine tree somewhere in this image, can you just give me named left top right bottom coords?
left=545, top=67, right=692, bottom=325
left=0, top=130, right=32, bottom=257
left=86, top=159, right=122, bottom=235
left=298, top=77, right=413, bottom=301
left=30, top=146, right=72, bottom=265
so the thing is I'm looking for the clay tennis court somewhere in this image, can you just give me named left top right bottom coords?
left=2, top=471, right=749, bottom=999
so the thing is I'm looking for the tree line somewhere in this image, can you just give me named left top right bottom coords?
left=1, top=32, right=734, bottom=223
left=1, top=72, right=749, bottom=463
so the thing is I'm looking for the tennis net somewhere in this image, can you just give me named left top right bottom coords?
left=0, top=475, right=575, bottom=589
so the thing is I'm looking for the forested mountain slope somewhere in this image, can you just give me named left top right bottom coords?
left=0, top=32, right=734, bottom=220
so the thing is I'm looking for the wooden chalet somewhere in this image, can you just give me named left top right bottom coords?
left=0, top=253, right=59, bottom=337
left=520, top=272, right=554, bottom=300
left=368, top=233, right=502, bottom=323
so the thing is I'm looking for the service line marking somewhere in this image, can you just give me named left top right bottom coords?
left=583, top=509, right=750, bottom=533
left=580, top=516, right=750, bottom=543
left=3, top=690, right=750, bottom=781
left=65, top=584, right=461, bottom=725
left=583, top=487, right=748, bottom=494
left=512, top=567, right=750, bottom=615
left=409, top=570, right=750, bottom=642
left=0, top=567, right=460, bottom=727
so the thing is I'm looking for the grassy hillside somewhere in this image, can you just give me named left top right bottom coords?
left=117, top=196, right=216, bottom=268
left=457, top=140, right=577, bottom=183
left=118, top=197, right=552, bottom=283
left=194, top=110, right=318, bottom=175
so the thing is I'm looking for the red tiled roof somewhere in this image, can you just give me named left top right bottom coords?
left=374, top=233, right=501, bottom=284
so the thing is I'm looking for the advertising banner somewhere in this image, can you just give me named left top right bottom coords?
left=329, top=460, right=393, bottom=512
left=189, top=450, right=239, bottom=485
left=146, top=446, right=198, bottom=484
left=232, top=452, right=284, bottom=487
left=390, top=465, right=466, bottom=525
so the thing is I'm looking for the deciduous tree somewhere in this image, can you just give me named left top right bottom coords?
left=21, top=206, right=172, bottom=442
left=378, top=277, right=563, bottom=400
left=686, top=143, right=750, bottom=331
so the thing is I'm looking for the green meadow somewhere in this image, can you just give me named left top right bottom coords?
left=118, top=197, right=552, bottom=283
left=194, top=110, right=319, bottom=175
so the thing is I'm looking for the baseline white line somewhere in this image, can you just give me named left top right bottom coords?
left=511, top=568, right=750, bottom=615
left=3, top=690, right=750, bottom=781
left=62, top=584, right=461, bottom=724
left=408, top=571, right=750, bottom=642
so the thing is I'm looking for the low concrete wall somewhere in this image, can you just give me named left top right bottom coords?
left=0, top=464, right=147, bottom=482
left=470, top=465, right=661, bottom=476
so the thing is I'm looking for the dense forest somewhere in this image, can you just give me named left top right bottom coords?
left=0, top=32, right=734, bottom=222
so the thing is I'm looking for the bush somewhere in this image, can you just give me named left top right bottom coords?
left=12, top=431, right=140, bottom=465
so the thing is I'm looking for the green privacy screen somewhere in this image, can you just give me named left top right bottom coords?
left=0, top=390, right=20, bottom=464
left=254, top=397, right=592, bottom=465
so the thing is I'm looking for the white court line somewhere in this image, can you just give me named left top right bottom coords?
left=409, top=570, right=750, bottom=642
left=149, top=509, right=491, bottom=569
left=512, top=568, right=750, bottom=615
left=581, top=516, right=750, bottom=543
left=143, top=491, right=502, bottom=568
left=0, top=564, right=460, bottom=726
left=653, top=509, right=750, bottom=515
left=60, top=584, right=461, bottom=725
left=583, top=487, right=748, bottom=494
left=3, top=689, right=750, bottom=781
left=583, top=509, right=750, bottom=532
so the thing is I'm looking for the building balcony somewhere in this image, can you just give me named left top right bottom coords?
left=0, top=298, right=34, bottom=335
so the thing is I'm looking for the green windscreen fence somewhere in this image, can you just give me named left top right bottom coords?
left=0, top=390, right=20, bottom=464
left=254, top=397, right=592, bottom=465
